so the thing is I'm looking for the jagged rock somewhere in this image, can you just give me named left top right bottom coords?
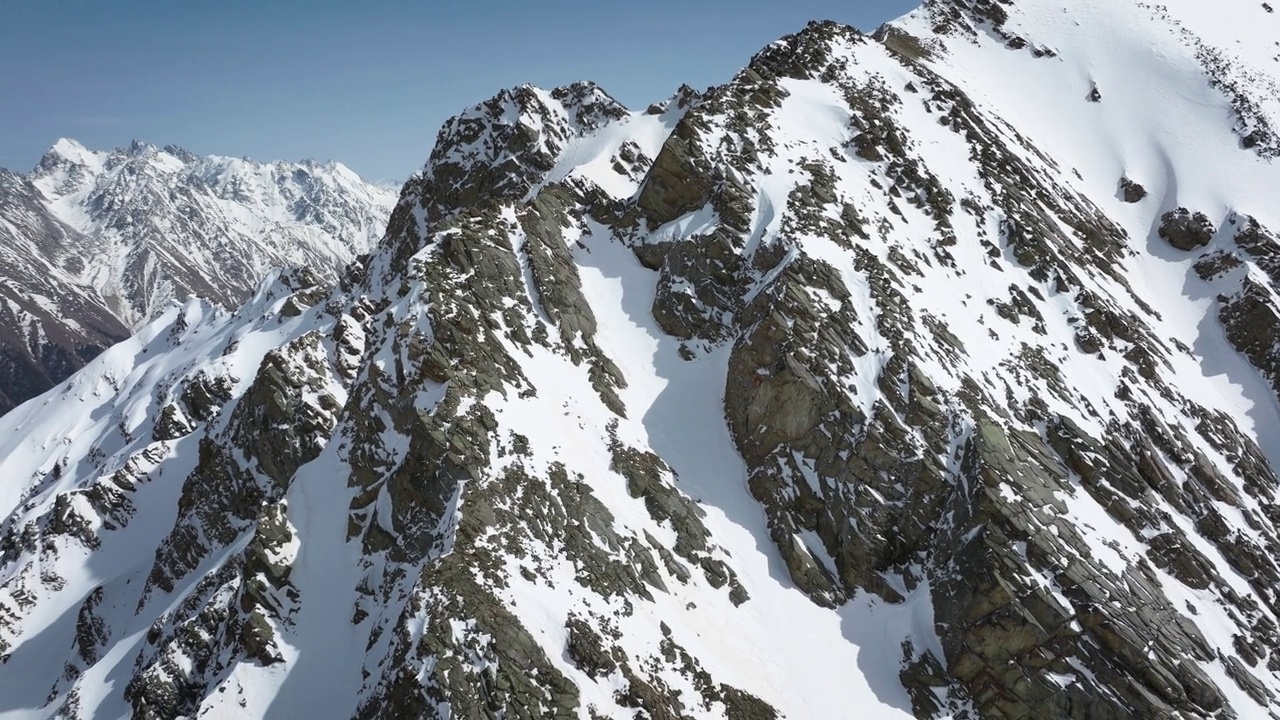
left=179, top=371, right=234, bottom=422
left=564, top=615, right=617, bottom=678
left=1193, top=250, right=1244, bottom=281
left=152, top=404, right=194, bottom=441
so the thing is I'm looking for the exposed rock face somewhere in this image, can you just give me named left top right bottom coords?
left=3, top=1, right=1280, bottom=719
left=0, top=140, right=396, bottom=414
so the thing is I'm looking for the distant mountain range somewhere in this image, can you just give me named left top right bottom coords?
left=0, top=139, right=396, bottom=413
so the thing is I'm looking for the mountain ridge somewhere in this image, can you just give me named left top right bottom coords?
left=3, top=1, right=1280, bottom=717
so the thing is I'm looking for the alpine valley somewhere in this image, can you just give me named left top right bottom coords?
left=0, top=140, right=397, bottom=414
left=3, top=0, right=1280, bottom=718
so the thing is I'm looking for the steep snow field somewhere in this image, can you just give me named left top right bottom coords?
left=896, top=0, right=1280, bottom=457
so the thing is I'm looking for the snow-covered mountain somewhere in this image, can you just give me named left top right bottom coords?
left=0, top=140, right=397, bottom=414
left=3, top=0, right=1280, bottom=717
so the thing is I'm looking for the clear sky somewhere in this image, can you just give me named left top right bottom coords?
left=1, top=1, right=917, bottom=182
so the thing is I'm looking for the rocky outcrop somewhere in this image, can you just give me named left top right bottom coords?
left=1204, top=216, right=1280, bottom=405
left=1221, top=278, right=1280, bottom=396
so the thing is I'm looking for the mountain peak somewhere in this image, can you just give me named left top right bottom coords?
left=415, top=80, right=630, bottom=224
left=548, top=80, right=629, bottom=127
left=125, top=138, right=154, bottom=156
left=36, top=137, right=101, bottom=172
left=737, top=18, right=867, bottom=85
left=49, top=136, right=89, bottom=156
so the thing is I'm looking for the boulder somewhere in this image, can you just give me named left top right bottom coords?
left=1158, top=208, right=1216, bottom=250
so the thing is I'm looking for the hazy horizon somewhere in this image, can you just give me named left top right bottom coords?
left=1, top=1, right=914, bottom=181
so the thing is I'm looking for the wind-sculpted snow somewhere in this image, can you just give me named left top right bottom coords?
left=0, top=140, right=396, bottom=414
left=3, top=0, right=1280, bottom=718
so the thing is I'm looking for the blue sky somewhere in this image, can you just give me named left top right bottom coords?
left=1, top=1, right=915, bottom=181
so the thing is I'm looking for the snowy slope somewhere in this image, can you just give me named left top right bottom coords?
left=3, top=1, right=1280, bottom=718
left=0, top=140, right=396, bottom=414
